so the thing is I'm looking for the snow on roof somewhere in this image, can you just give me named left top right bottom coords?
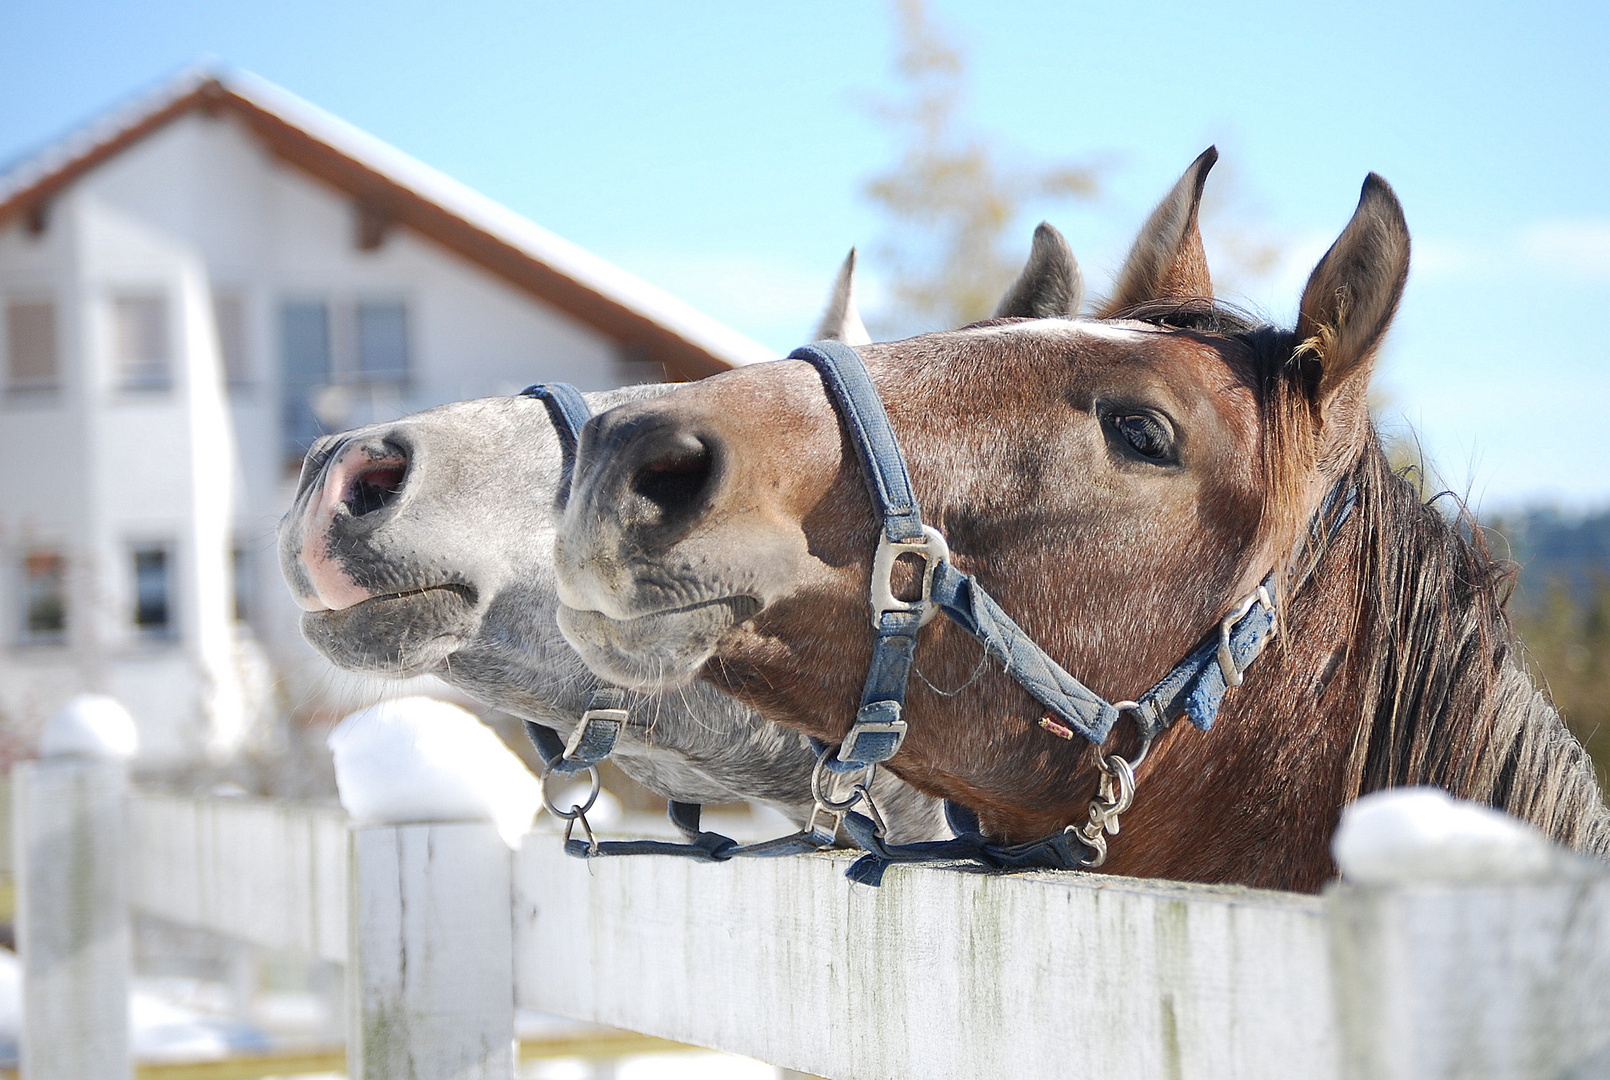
left=0, top=64, right=775, bottom=373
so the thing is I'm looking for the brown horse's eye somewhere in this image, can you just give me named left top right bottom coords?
left=1108, top=413, right=1175, bottom=464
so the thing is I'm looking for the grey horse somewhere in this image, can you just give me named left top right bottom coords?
left=277, top=251, right=949, bottom=840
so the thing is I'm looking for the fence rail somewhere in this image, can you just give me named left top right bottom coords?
left=129, top=793, right=348, bottom=965
left=512, top=844, right=1336, bottom=1079
left=11, top=762, right=1610, bottom=1079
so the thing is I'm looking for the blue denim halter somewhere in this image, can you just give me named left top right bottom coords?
left=786, top=341, right=1349, bottom=884
left=519, top=382, right=840, bottom=860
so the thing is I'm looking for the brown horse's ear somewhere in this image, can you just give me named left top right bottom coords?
left=994, top=222, right=1084, bottom=319
left=1294, top=174, right=1410, bottom=462
left=1096, top=146, right=1217, bottom=316
left=813, top=248, right=872, bottom=346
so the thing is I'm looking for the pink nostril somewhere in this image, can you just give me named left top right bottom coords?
left=344, top=458, right=407, bottom=516
left=292, top=444, right=407, bottom=612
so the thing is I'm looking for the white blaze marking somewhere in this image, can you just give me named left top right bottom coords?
left=961, top=318, right=1164, bottom=343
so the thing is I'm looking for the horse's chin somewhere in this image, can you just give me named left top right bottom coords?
left=556, top=597, right=758, bottom=691
left=300, top=585, right=477, bottom=676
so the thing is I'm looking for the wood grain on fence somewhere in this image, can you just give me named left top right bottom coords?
left=512, top=845, right=1338, bottom=1080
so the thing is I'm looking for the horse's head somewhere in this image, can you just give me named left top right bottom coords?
left=554, top=148, right=1411, bottom=843
left=278, top=390, right=668, bottom=717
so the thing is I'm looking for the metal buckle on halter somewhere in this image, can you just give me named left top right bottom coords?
left=870, top=525, right=950, bottom=627
left=837, top=717, right=907, bottom=764
left=563, top=706, right=629, bottom=759
left=1216, top=585, right=1276, bottom=688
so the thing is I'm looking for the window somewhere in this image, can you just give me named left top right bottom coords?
left=213, top=291, right=249, bottom=386
left=6, top=299, right=58, bottom=391
left=131, top=546, right=172, bottom=639
left=281, top=301, right=331, bottom=460
left=20, top=551, right=66, bottom=643
left=355, top=301, right=408, bottom=383
left=113, top=295, right=170, bottom=390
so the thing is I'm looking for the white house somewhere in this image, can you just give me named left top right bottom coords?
left=0, top=67, right=771, bottom=774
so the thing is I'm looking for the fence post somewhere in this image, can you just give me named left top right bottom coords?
left=347, top=821, right=517, bottom=1079
left=1326, top=794, right=1610, bottom=1080
left=13, top=756, right=132, bottom=1080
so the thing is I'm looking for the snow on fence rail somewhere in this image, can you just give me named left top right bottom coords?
left=13, top=765, right=1610, bottom=1079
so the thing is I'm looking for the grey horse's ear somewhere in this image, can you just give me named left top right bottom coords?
left=813, top=249, right=872, bottom=346
left=993, top=222, right=1084, bottom=319
left=1097, top=146, right=1217, bottom=316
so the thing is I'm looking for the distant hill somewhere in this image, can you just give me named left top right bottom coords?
left=1487, top=508, right=1610, bottom=608
left=1486, top=508, right=1610, bottom=784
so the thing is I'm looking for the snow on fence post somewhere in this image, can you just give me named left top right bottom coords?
left=13, top=695, right=140, bottom=1080
left=1326, top=789, right=1610, bottom=1079
left=332, top=698, right=541, bottom=1080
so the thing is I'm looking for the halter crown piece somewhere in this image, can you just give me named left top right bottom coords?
left=786, top=341, right=1340, bottom=884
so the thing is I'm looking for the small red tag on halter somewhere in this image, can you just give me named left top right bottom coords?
left=1038, top=714, right=1076, bottom=740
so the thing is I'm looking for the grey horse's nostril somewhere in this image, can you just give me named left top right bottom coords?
left=344, top=457, right=408, bottom=517
left=631, top=436, right=713, bottom=524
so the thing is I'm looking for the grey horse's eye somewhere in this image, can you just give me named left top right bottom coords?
left=1106, top=413, right=1176, bottom=464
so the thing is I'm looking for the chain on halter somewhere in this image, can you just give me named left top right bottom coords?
left=540, top=765, right=603, bottom=856
left=1067, top=703, right=1153, bottom=868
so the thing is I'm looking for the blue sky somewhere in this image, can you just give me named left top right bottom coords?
left=3, top=1, right=1606, bottom=510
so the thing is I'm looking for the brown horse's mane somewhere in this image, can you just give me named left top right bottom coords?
left=1337, top=439, right=1610, bottom=854
left=1114, top=297, right=1610, bottom=858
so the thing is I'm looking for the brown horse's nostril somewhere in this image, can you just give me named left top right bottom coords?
left=631, top=438, right=713, bottom=524
left=344, top=458, right=408, bottom=517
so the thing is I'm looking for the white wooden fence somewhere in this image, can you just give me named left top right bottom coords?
left=12, top=755, right=1610, bottom=1079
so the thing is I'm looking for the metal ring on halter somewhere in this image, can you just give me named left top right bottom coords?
left=811, top=753, right=873, bottom=813
left=1070, top=712, right=1151, bottom=869
left=1107, top=701, right=1154, bottom=769
left=540, top=765, right=601, bottom=820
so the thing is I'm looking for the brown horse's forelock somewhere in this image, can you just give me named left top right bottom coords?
left=1113, top=299, right=1610, bottom=857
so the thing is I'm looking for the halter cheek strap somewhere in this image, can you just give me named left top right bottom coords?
left=521, top=381, right=592, bottom=498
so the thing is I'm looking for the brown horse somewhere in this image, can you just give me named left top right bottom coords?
left=551, top=149, right=1610, bottom=892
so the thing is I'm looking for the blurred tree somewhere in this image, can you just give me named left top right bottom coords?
left=859, top=0, right=1101, bottom=335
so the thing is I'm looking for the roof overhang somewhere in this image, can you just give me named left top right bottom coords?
left=0, top=68, right=776, bottom=380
